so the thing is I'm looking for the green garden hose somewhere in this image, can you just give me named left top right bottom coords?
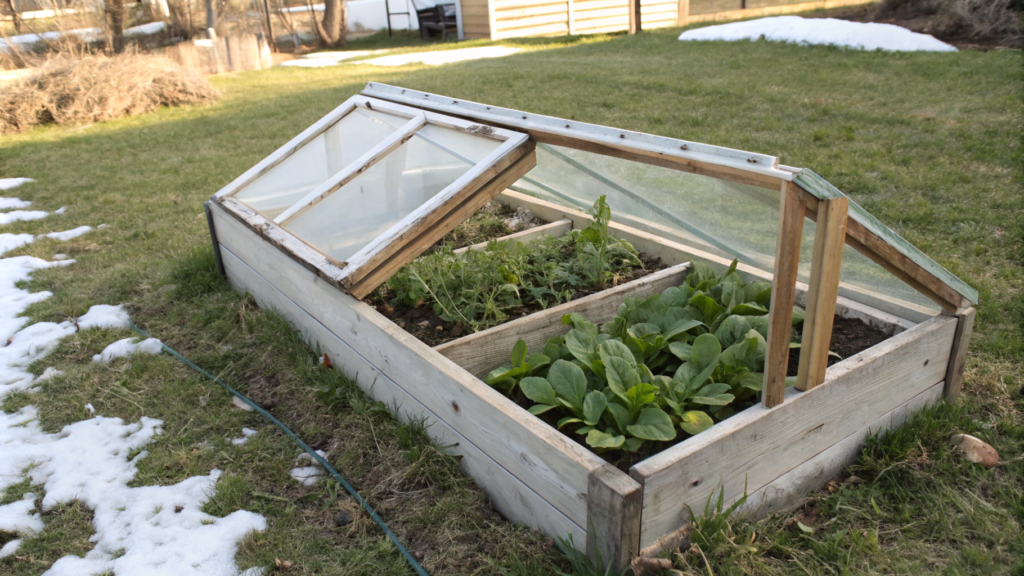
left=127, top=320, right=429, bottom=576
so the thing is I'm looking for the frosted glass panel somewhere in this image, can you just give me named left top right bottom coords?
left=235, top=107, right=410, bottom=219
left=284, top=127, right=493, bottom=263
left=414, top=124, right=504, bottom=163
left=514, top=144, right=940, bottom=316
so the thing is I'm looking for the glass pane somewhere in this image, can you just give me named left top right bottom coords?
left=234, top=107, right=410, bottom=219
left=284, top=125, right=502, bottom=263
left=514, top=143, right=940, bottom=317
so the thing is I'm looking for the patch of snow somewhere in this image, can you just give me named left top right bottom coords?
left=98, top=223, right=110, bottom=229
left=36, top=367, right=64, bottom=382
left=125, top=21, right=167, bottom=36
left=53, top=253, right=68, bottom=260
left=78, top=304, right=131, bottom=330
left=0, top=491, right=44, bottom=536
left=358, top=46, right=521, bottom=67
left=0, top=256, right=75, bottom=352
left=92, top=337, right=163, bottom=364
left=85, top=403, right=95, bottom=415
left=42, top=226, right=93, bottom=242
left=0, top=210, right=48, bottom=226
left=0, top=27, right=102, bottom=53
left=54, top=206, right=67, bottom=214
left=231, top=427, right=258, bottom=445
left=239, top=568, right=266, bottom=576
left=677, top=16, right=956, bottom=52
left=0, top=178, right=34, bottom=191
left=0, top=237, right=267, bottom=576
left=289, top=466, right=323, bottom=486
left=290, top=450, right=327, bottom=485
left=0, top=538, right=23, bottom=558
left=281, top=49, right=388, bottom=68
left=0, top=233, right=35, bottom=256
left=0, top=198, right=32, bottom=210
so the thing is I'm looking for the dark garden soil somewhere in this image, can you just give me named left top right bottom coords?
left=787, top=315, right=892, bottom=377
left=371, top=251, right=667, bottom=347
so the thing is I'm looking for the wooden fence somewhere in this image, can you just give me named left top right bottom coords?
left=165, top=33, right=272, bottom=75
left=464, top=0, right=873, bottom=40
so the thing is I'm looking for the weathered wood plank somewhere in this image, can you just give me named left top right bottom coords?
left=210, top=201, right=604, bottom=529
left=630, top=314, right=956, bottom=548
left=587, top=464, right=642, bottom=570
left=763, top=181, right=805, bottom=408
left=436, top=263, right=692, bottom=378
left=942, top=307, right=975, bottom=403
left=742, top=379, right=944, bottom=518
left=220, top=246, right=587, bottom=547
left=796, top=196, right=848, bottom=391
left=453, top=218, right=573, bottom=255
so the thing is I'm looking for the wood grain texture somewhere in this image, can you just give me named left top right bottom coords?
left=630, top=314, right=956, bottom=548
left=684, top=0, right=872, bottom=22
left=587, top=464, right=642, bottom=570
left=796, top=197, right=849, bottom=391
left=219, top=246, right=587, bottom=547
left=763, top=181, right=805, bottom=408
left=942, top=307, right=975, bottom=403
left=435, top=263, right=692, bottom=378
left=741, top=379, right=944, bottom=518
left=210, top=201, right=606, bottom=529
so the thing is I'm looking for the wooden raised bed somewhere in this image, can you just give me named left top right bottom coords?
left=205, top=84, right=977, bottom=570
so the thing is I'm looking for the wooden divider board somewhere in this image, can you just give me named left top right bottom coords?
left=630, top=314, right=956, bottom=548
left=209, top=202, right=605, bottom=532
left=219, top=246, right=586, bottom=546
left=436, top=263, right=692, bottom=378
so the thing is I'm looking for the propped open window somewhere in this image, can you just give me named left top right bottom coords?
left=213, top=95, right=536, bottom=298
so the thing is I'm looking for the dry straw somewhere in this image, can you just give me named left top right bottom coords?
left=0, top=52, right=218, bottom=134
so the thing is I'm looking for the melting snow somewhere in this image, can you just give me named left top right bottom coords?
left=92, top=337, right=164, bottom=364
left=0, top=210, right=49, bottom=225
left=0, top=233, right=35, bottom=256
left=0, top=198, right=32, bottom=210
left=290, top=451, right=327, bottom=486
left=357, top=46, right=521, bottom=67
left=678, top=16, right=957, bottom=52
left=231, top=427, right=258, bottom=445
left=0, top=177, right=34, bottom=191
left=42, top=226, right=93, bottom=242
left=280, top=49, right=388, bottom=67
left=0, top=211, right=266, bottom=574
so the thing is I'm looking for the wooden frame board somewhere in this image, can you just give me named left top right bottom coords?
left=211, top=95, right=534, bottom=298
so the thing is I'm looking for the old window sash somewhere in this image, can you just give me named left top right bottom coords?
left=213, top=95, right=534, bottom=298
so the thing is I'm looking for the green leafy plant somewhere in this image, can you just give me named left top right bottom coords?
left=484, top=258, right=807, bottom=459
left=383, top=196, right=644, bottom=334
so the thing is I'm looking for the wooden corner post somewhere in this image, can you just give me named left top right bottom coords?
left=629, top=0, right=641, bottom=33
left=796, top=196, right=849, bottom=391
left=587, top=464, right=642, bottom=572
left=943, top=307, right=975, bottom=403
left=763, top=182, right=806, bottom=408
left=676, top=0, right=689, bottom=26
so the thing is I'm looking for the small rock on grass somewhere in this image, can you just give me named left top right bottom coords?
left=843, top=475, right=865, bottom=485
left=334, top=510, right=352, bottom=527
left=230, top=396, right=253, bottom=411
left=951, top=434, right=998, bottom=468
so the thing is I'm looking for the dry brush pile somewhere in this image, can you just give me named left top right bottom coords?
left=874, top=0, right=1023, bottom=47
left=0, top=53, right=218, bottom=134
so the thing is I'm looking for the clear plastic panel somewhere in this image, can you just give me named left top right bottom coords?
left=284, top=125, right=502, bottom=263
left=234, top=107, right=411, bottom=219
left=514, top=144, right=940, bottom=316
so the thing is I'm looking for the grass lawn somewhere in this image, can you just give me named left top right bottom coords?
left=1, top=25, right=1021, bottom=575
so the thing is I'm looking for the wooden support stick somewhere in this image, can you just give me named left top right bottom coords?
left=942, top=306, right=975, bottom=403
left=763, top=182, right=805, bottom=407
left=796, top=196, right=849, bottom=391
left=629, top=0, right=640, bottom=33
left=676, top=0, right=689, bottom=26
left=587, top=464, right=642, bottom=572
